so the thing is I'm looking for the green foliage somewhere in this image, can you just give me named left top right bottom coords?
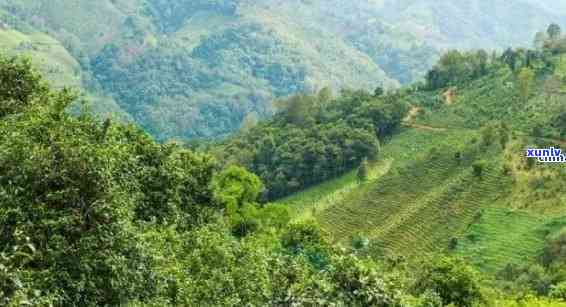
left=0, top=54, right=421, bottom=306
left=413, top=257, right=484, bottom=307
left=518, top=67, right=535, bottom=101
left=0, top=88, right=156, bottom=305
left=550, top=282, right=566, bottom=301
left=472, top=160, right=487, bottom=178
left=282, top=221, right=327, bottom=252
left=219, top=90, right=408, bottom=199
left=425, top=50, right=491, bottom=90
left=212, top=165, right=264, bottom=237
left=329, top=254, right=403, bottom=306
left=144, top=0, right=238, bottom=33
left=0, top=55, right=48, bottom=118
left=0, top=56, right=219, bottom=305
left=212, top=165, right=263, bottom=210
left=2, top=2, right=566, bottom=140
left=542, top=228, right=566, bottom=267
left=497, top=263, right=556, bottom=296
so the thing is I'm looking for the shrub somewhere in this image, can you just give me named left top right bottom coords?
left=413, top=257, right=484, bottom=307
left=472, top=160, right=487, bottom=178
left=550, top=282, right=566, bottom=301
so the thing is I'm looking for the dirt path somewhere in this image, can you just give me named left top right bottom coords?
left=403, top=106, right=420, bottom=123
left=403, top=106, right=448, bottom=132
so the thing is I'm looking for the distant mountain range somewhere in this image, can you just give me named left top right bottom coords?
left=1, top=0, right=565, bottom=140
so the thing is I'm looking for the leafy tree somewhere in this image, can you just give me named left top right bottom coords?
left=212, top=165, right=264, bottom=236
left=374, top=86, right=385, bottom=97
left=282, top=221, right=327, bottom=252
left=0, top=55, right=49, bottom=118
left=0, top=54, right=220, bottom=305
left=541, top=228, right=566, bottom=267
left=0, top=53, right=418, bottom=306
left=425, top=50, right=493, bottom=89
left=497, top=263, right=555, bottom=295
left=550, top=282, right=566, bottom=300
left=502, top=48, right=518, bottom=71
left=413, top=257, right=484, bottom=307
left=274, top=94, right=315, bottom=126
left=0, top=91, right=157, bottom=305
left=329, top=254, right=403, bottom=306
left=219, top=90, right=405, bottom=199
left=318, top=86, right=333, bottom=103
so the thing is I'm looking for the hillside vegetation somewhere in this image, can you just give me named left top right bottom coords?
left=216, top=88, right=409, bottom=199
left=1, top=0, right=565, bottom=140
left=3, top=3, right=566, bottom=305
left=272, top=25, right=566, bottom=302
left=6, top=52, right=548, bottom=307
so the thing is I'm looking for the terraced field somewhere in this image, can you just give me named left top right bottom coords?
left=456, top=208, right=566, bottom=273
left=316, top=128, right=513, bottom=256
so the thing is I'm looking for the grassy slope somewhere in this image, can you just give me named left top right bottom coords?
left=414, top=55, right=566, bottom=138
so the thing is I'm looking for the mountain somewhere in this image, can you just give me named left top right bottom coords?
left=1, top=0, right=565, bottom=140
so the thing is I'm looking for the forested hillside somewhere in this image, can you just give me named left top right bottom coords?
left=1, top=0, right=565, bottom=140
left=0, top=53, right=506, bottom=307
left=3, top=2, right=566, bottom=305
left=215, top=88, right=409, bottom=199
left=272, top=24, right=566, bottom=304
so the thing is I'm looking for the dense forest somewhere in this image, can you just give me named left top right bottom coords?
left=1, top=0, right=566, bottom=140
left=215, top=89, right=409, bottom=199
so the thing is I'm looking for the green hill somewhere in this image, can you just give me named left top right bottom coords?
left=1, top=0, right=565, bottom=140
left=4, top=14, right=566, bottom=305
left=269, top=30, right=566, bottom=300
